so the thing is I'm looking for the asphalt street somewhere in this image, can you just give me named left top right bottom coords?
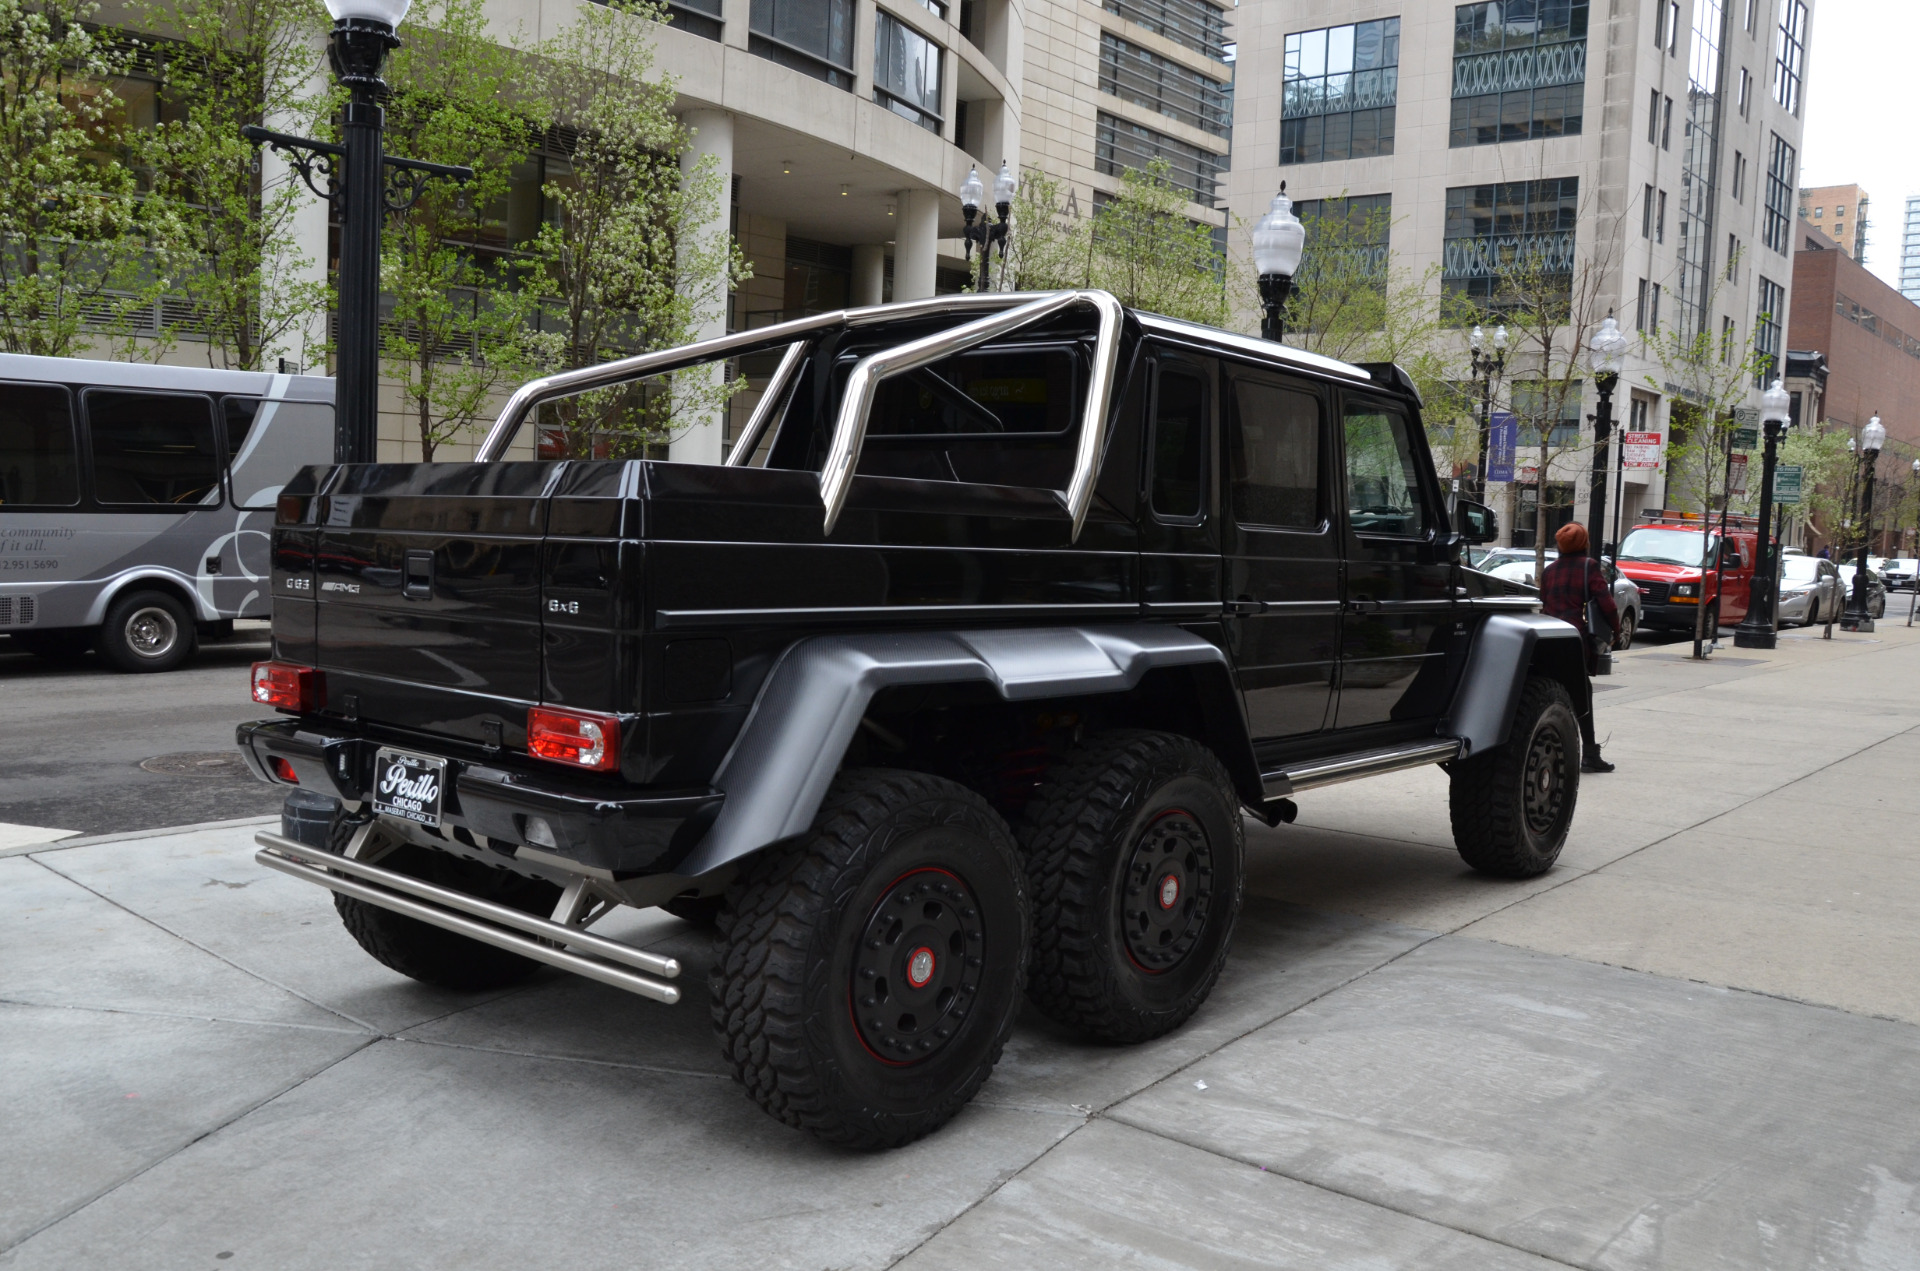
left=4, top=611, right=1920, bottom=1269
left=0, top=626, right=283, bottom=839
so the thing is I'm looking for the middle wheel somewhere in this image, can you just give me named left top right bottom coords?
left=1018, top=730, right=1245, bottom=1044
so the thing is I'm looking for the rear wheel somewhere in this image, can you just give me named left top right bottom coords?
left=1017, top=730, right=1245, bottom=1044
left=710, top=769, right=1028, bottom=1149
left=97, top=589, right=195, bottom=673
left=1614, top=609, right=1636, bottom=650
left=1449, top=676, right=1580, bottom=878
left=330, top=816, right=563, bottom=991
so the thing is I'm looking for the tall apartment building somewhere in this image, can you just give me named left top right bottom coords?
left=1797, top=182, right=1868, bottom=264
left=1228, top=0, right=1816, bottom=544
left=1900, top=196, right=1920, bottom=303
left=1018, top=0, right=1237, bottom=234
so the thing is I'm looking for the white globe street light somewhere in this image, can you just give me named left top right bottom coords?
left=1253, top=185, right=1305, bottom=341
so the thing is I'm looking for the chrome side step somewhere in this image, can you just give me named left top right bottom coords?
left=1261, top=738, right=1463, bottom=799
left=254, top=831, right=682, bottom=1004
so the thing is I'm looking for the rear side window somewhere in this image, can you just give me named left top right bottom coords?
left=223, top=397, right=334, bottom=509
left=1150, top=367, right=1208, bottom=520
left=85, top=390, right=221, bottom=507
left=0, top=381, right=80, bottom=507
left=1229, top=378, right=1322, bottom=529
left=867, top=349, right=1078, bottom=437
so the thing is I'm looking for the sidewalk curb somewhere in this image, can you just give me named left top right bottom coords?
left=0, top=814, right=280, bottom=860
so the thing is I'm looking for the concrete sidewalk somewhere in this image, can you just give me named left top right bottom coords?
left=5, top=626, right=1919, bottom=1269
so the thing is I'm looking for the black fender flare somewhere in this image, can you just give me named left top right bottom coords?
left=676, top=625, right=1257, bottom=876
left=1439, top=612, right=1592, bottom=759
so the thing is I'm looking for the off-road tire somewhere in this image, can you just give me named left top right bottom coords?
left=1449, top=676, right=1580, bottom=878
left=709, top=768, right=1028, bottom=1149
left=97, top=589, right=196, bottom=673
left=1016, top=730, right=1245, bottom=1044
left=329, top=815, right=563, bottom=991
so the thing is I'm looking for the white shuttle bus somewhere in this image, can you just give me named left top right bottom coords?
left=0, top=354, right=334, bottom=672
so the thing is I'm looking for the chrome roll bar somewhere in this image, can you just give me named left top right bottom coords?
left=723, top=339, right=807, bottom=467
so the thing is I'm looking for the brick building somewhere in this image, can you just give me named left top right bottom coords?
left=1787, top=218, right=1920, bottom=449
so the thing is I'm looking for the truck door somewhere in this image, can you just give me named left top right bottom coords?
left=1219, top=367, right=1338, bottom=737
left=1332, top=392, right=1455, bottom=730
left=1137, top=352, right=1223, bottom=628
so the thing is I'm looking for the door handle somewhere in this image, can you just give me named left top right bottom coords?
left=1344, top=595, right=1383, bottom=614
left=1226, top=596, right=1270, bottom=616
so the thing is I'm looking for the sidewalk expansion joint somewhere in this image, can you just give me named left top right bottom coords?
left=0, top=997, right=374, bottom=1037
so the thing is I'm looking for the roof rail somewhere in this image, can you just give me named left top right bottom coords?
left=1638, top=508, right=1763, bottom=530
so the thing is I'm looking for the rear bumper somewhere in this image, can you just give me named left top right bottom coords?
left=235, top=718, right=723, bottom=877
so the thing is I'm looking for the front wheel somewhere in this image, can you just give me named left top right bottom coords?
left=1449, top=676, right=1580, bottom=878
left=97, top=589, right=195, bottom=673
left=710, top=769, right=1028, bottom=1149
left=1017, top=731, right=1245, bottom=1044
left=1614, top=609, right=1636, bottom=650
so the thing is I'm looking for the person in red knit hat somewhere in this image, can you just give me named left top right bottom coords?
left=1537, top=521, right=1618, bottom=773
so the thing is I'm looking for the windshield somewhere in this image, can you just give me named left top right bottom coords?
left=1619, top=527, right=1716, bottom=567
left=1782, top=556, right=1823, bottom=582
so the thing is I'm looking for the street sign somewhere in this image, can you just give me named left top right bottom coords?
left=1622, top=431, right=1662, bottom=468
left=1488, top=411, right=1518, bottom=483
left=1729, top=452, right=1750, bottom=496
left=1732, top=426, right=1759, bottom=450
left=1775, top=464, right=1804, bottom=505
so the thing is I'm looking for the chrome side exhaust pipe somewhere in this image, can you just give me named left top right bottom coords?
left=254, top=830, right=682, bottom=1004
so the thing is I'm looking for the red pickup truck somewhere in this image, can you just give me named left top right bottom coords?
left=1615, top=510, right=1764, bottom=639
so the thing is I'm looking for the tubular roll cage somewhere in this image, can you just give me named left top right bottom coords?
left=472, top=290, right=1126, bottom=541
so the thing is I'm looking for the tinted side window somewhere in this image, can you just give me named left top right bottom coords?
left=1150, top=367, right=1207, bottom=519
left=224, top=397, right=334, bottom=509
left=1230, top=378, right=1321, bottom=529
left=0, top=382, right=79, bottom=507
left=1342, top=399, right=1428, bottom=537
left=86, top=391, right=221, bottom=507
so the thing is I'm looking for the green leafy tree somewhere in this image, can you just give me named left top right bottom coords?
left=0, top=0, right=173, bottom=357
left=134, top=0, right=328, bottom=369
left=521, top=0, right=747, bottom=458
left=1773, top=421, right=1850, bottom=551
left=380, top=0, right=554, bottom=459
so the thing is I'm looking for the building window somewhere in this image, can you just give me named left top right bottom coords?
left=1103, top=0, right=1230, bottom=62
left=1650, top=282, right=1662, bottom=330
left=1667, top=2, right=1679, bottom=53
left=1727, top=234, right=1738, bottom=281
left=665, top=0, right=724, bottom=41
left=750, top=0, right=855, bottom=88
left=1294, top=194, right=1392, bottom=292
left=1764, top=134, right=1796, bottom=254
left=1096, top=112, right=1224, bottom=204
left=1733, top=151, right=1746, bottom=202
left=1775, top=1, right=1808, bottom=115
left=1657, top=190, right=1667, bottom=243
left=1642, top=184, right=1655, bottom=238
left=1738, top=66, right=1752, bottom=117
left=1647, top=89, right=1660, bottom=144
left=1101, top=33, right=1232, bottom=137
left=1281, top=18, right=1400, bottom=165
left=1756, top=276, right=1784, bottom=382
left=1512, top=381, right=1582, bottom=447
left=1635, top=278, right=1649, bottom=331
left=873, top=12, right=943, bottom=132
left=1721, top=316, right=1736, bottom=363
left=1450, top=3, right=1586, bottom=148
left=1661, top=95, right=1672, bottom=149
left=1442, top=177, right=1579, bottom=311
left=1744, top=0, right=1757, bottom=34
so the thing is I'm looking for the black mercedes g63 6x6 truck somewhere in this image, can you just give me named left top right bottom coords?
left=238, top=290, right=1586, bottom=1148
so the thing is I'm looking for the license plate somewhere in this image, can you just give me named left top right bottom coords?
left=371, top=748, right=446, bottom=828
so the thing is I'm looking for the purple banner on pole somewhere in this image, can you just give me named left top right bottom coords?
left=1488, top=411, right=1518, bottom=483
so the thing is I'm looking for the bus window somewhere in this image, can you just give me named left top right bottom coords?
left=224, top=398, right=334, bottom=509
left=85, top=390, right=221, bottom=507
left=0, top=382, right=79, bottom=507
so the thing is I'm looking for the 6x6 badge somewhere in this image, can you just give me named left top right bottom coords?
left=372, top=749, right=446, bottom=828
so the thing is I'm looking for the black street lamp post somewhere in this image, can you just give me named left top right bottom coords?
left=1585, top=313, right=1627, bottom=555
left=1468, top=321, right=1508, bottom=501
left=1735, top=379, right=1794, bottom=649
left=1252, top=185, right=1305, bottom=342
left=1842, top=413, right=1887, bottom=632
left=959, top=163, right=1015, bottom=292
left=242, top=0, right=471, bottom=465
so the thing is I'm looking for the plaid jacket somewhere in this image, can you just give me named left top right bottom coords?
left=1538, top=552, right=1619, bottom=635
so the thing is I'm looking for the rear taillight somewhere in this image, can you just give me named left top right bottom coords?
left=252, top=661, right=325, bottom=712
left=270, top=757, right=300, bottom=784
left=528, top=706, right=620, bottom=772
left=275, top=493, right=309, bottom=525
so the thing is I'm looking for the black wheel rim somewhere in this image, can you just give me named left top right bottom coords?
left=1120, top=810, right=1214, bottom=974
left=1522, top=719, right=1569, bottom=837
left=850, top=867, right=984, bottom=1066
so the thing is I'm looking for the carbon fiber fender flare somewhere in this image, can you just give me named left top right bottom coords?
left=1439, top=612, right=1592, bottom=759
left=676, top=625, right=1257, bottom=876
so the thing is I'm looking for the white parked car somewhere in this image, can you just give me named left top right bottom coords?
left=1778, top=554, right=1846, bottom=626
left=1472, top=548, right=1643, bottom=647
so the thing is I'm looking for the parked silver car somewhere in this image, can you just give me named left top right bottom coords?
left=1471, top=547, right=1643, bottom=647
left=1778, top=554, right=1847, bottom=626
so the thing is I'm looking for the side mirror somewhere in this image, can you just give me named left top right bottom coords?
left=1454, top=498, right=1498, bottom=544
left=1724, top=551, right=1744, bottom=571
